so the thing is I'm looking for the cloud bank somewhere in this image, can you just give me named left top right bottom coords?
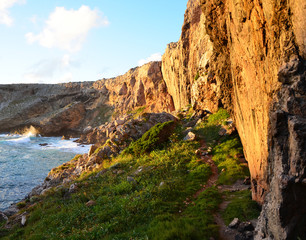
left=0, top=0, right=25, bottom=26
left=26, top=5, right=109, bottom=52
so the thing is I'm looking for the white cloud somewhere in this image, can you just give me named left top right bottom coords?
left=25, top=5, right=109, bottom=52
left=138, top=53, right=162, bottom=66
left=61, top=54, right=71, bottom=67
left=0, top=0, right=25, bottom=26
left=23, top=55, right=79, bottom=83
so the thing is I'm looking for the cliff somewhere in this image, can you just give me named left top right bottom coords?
left=93, top=61, right=174, bottom=116
left=0, top=0, right=305, bottom=238
left=161, top=0, right=305, bottom=239
left=0, top=62, right=174, bottom=136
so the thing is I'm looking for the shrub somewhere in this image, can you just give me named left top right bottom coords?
left=123, top=121, right=176, bottom=156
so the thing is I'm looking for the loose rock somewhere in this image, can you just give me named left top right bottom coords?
left=183, top=131, right=196, bottom=141
left=229, top=218, right=240, bottom=228
left=85, top=200, right=96, bottom=207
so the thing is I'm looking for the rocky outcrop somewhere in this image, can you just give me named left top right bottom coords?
left=0, top=82, right=105, bottom=136
left=93, top=61, right=174, bottom=116
left=162, top=0, right=213, bottom=110
left=30, top=112, right=176, bottom=192
left=0, top=62, right=174, bottom=136
left=255, top=57, right=306, bottom=240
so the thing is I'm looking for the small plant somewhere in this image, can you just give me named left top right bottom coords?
left=16, top=201, right=26, bottom=209
left=194, top=71, right=200, bottom=81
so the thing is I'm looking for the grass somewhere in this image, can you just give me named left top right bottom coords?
left=1, top=108, right=257, bottom=240
left=222, top=190, right=261, bottom=225
left=212, top=137, right=249, bottom=185
left=2, top=140, right=216, bottom=240
left=127, top=106, right=147, bottom=119
left=194, top=108, right=230, bottom=145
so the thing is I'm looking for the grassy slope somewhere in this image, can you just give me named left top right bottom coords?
left=1, top=109, right=260, bottom=240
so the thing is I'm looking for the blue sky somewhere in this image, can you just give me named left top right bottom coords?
left=0, top=0, right=188, bottom=84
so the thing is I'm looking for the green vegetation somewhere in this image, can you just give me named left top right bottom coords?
left=213, top=138, right=249, bottom=185
left=2, top=140, right=216, bottom=240
left=194, top=72, right=200, bottom=81
left=194, top=108, right=230, bottom=145
left=1, top=108, right=259, bottom=240
left=222, top=190, right=261, bottom=225
left=127, top=106, right=147, bottom=119
left=123, top=121, right=175, bottom=156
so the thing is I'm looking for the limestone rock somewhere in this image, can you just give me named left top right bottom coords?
left=229, top=218, right=240, bottom=229
left=0, top=212, right=8, bottom=222
left=93, top=61, right=175, bottom=116
left=162, top=0, right=213, bottom=110
left=183, top=131, right=196, bottom=141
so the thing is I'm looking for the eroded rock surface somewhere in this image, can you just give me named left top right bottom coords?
left=93, top=61, right=174, bottom=116
left=162, top=0, right=212, bottom=110
left=0, top=62, right=174, bottom=136
left=161, top=0, right=305, bottom=238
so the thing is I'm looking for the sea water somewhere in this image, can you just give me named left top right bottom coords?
left=0, top=133, right=90, bottom=211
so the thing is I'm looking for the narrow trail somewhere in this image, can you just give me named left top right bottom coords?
left=183, top=140, right=251, bottom=239
left=194, top=140, right=238, bottom=240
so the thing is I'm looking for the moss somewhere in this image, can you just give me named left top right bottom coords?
left=222, top=190, right=261, bottom=225
left=194, top=108, right=230, bottom=145
left=194, top=71, right=200, bottom=81
left=212, top=137, right=249, bottom=185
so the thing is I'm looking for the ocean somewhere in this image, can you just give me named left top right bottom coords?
left=0, top=132, right=90, bottom=211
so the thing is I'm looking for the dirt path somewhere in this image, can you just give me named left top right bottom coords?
left=185, top=141, right=252, bottom=240
left=193, top=141, right=246, bottom=240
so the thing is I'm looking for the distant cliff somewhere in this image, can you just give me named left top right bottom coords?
left=0, top=62, right=174, bottom=136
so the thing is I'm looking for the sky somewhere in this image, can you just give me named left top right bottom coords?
left=0, top=0, right=188, bottom=84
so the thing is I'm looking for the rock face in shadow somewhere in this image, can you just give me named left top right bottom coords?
left=0, top=82, right=102, bottom=136
left=255, top=58, right=306, bottom=240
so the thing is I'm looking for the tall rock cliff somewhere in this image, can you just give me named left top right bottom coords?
left=162, top=0, right=305, bottom=238
left=162, top=0, right=213, bottom=110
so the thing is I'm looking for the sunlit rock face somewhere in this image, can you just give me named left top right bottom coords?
left=161, top=0, right=212, bottom=111
left=201, top=0, right=306, bottom=238
left=93, top=61, right=174, bottom=116
left=162, top=0, right=305, bottom=238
